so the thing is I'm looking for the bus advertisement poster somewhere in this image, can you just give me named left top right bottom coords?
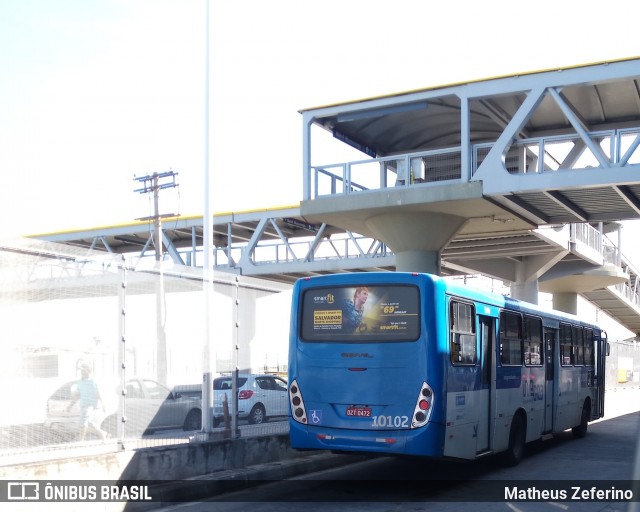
left=301, top=285, right=420, bottom=341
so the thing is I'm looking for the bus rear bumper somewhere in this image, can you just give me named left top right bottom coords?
left=289, top=421, right=445, bottom=457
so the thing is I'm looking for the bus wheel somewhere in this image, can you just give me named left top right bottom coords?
left=572, top=402, right=590, bottom=439
left=504, top=414, right=526, bottom=466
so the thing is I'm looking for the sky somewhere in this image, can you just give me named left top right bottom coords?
left=2, top=0, right=640, bottom=243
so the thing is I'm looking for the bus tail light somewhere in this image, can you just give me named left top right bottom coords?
left=289, top=379, right=307, bottom=424
left=411, top=382, right=434, bottom=428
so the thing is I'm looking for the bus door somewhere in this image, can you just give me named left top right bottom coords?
left=477, top=315, right=495, bottom=453
left=543, top=328, right=557, bottom=432
left=593, top=331, right=607, bottom=419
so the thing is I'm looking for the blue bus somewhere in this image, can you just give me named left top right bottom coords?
left=288, top=272, right=607, bottom=464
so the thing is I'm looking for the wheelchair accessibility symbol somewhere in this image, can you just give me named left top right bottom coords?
left=310, top=410, right=322, bottom=424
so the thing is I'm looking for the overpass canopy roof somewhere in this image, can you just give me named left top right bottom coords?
left=301, top=57, right=640, bottom=156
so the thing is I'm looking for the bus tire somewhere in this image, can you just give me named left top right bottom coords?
left=572, top=402, right=590, bottom=439
left=504, top=413, right=526, bottom=467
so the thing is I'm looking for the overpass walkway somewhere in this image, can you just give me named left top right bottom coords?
left=31, top=207, right=640, bottom=336
left=33, top=58, right=640, bottom=334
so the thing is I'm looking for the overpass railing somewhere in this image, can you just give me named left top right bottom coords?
left=213, top=229, right=391, bottom=269
left=310, top=148, right=463, bottom=198
left=611, top=257, right=640, bottom=310
left=308, top=127, right=640, bottom=199
left=571, top=222, right=605, bottom=257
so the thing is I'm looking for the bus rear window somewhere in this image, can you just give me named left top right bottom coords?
left=300, top=285, right=420, bottom=342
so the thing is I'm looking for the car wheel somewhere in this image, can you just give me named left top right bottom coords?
left=248, top=404, right=266, bottom=424
left=101, top=415, right=117, bottom=437
left=183, top=409, right=202, bottom=431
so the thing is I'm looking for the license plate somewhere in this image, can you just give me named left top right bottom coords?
left=346, top=406, right=372, bottom=417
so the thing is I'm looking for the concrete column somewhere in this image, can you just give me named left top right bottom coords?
left=395, top=250, right=441, bottom=274
left=364, top=211, right=467, bottom=274
left=511, top=280, right=539, bottom=305
left=553, top=292, right=578, bottom=315
left=510, top=257, right=543, bottom=305
left=540, top=263, right=628, bottom=316
left=236, top=286, right=257, bottom=372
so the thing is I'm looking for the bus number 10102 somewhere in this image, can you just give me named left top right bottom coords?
left=372, top=415, right=409, bottom=428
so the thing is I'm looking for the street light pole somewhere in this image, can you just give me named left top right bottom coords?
left=202, top=0, right=215, bottom=434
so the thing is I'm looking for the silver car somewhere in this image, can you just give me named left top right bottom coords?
left=213, top=374, right=288, bottom=425
left=46, top=377, right=202, bottom=439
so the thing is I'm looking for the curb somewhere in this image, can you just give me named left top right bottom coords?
left=124, top=452, right=369, bottom=510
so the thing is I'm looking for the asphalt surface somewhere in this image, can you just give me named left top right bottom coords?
left=133, top=387, right=640, bottom=509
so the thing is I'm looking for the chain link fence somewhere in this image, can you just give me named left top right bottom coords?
left=0, top=238, right=291, bottom=462
left=607, top=338, right=640, bottom=390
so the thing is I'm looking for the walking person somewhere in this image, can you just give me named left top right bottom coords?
left=68, top=364, right=109, bottom=440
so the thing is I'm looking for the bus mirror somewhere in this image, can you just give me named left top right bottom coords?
left=606, top=342, right=611, bottom=356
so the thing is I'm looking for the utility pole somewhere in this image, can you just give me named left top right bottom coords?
left=134, top=171, right=179, bottom=260
left=134, top=170, right=179, bottom=384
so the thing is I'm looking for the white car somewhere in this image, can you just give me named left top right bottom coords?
left=213, top=374, right=288, bottom=425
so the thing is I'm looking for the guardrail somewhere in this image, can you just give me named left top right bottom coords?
left=311, top=148, right=463, bottom=198
left=308, top=127, right=640, bottom=199
left=213, top=230, right=391, bottom=270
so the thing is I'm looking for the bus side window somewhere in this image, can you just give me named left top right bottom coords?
left=573, top=326, right=585, bottom=366
left=499, top=311, right=522, bottom=366
left=584, top=329, right=594, bottom=366
left=450, top=301, right=476, bottom=365
left=560, top=323, right=573, bottom=365
left=524, top=316, right=543, bottom=366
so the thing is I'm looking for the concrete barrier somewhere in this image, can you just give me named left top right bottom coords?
left=0, top=433, right=312, bottom=481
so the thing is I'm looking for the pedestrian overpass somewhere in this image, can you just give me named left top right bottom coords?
left=33, top=58, right=640, bottom=334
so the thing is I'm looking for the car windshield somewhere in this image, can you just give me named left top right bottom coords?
left=213, top=377, right=248, bottom=390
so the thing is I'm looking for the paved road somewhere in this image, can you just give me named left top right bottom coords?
left=154, top=388, right=640, bottom=512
